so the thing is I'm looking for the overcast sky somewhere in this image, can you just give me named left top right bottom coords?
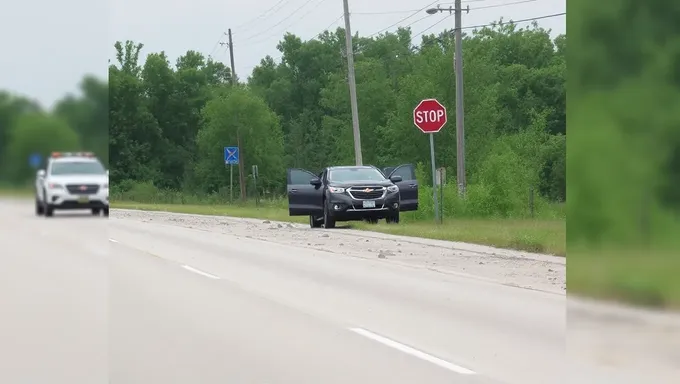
left=0, top=0, right=565, bottom=109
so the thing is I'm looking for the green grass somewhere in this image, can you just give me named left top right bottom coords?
left=569, top=248, right=680, bottom=310
left=111, top=201, right=566, bottom=256
left=0, top=185, right=32, bottom=197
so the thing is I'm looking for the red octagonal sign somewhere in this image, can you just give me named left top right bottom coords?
left=413, top=98, right=447, bottom=133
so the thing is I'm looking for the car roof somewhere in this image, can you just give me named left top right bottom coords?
left=327, top=165, right=378, bottom=170
left=50, top=156, right=99, bottom=163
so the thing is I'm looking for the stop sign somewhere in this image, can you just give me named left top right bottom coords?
left=413, top=98, right=447, bottom=133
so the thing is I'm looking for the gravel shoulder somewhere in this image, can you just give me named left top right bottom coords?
left=112, top=208, right=566, bottom=294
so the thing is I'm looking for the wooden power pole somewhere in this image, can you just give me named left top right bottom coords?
left=224, top=29, right=247, bottom=201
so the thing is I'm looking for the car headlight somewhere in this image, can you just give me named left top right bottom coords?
left=47, top=183, right=63, bottom=189
left=387, top=185, right=399, bottom=193
left=328, top=186, right=345, bottom=193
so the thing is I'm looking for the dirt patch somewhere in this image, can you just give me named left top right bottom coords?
left=112, top=209, right=566, bottom=294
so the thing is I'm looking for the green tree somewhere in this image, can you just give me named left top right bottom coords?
left=194, top=87, right=285, bottom=195
left=3, top=113, right=80, bottom=183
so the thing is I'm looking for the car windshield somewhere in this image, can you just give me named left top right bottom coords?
left=50, top=161, right=106, bottom=175
left=329, top=168, right=385, bottom=182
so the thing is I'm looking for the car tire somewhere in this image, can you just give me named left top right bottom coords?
left=103, top=208, right=109, bottom=217
left=92, top=208, right=101, bottom=215
left=386, top=212, right=400, bottom=224
left=44, top=204, right=54, bottom=218
left=309, top=215, right=322, bottom=228
left=323, top=203, right=336, bottom=229
left=35, top=199, right=44, bottom=216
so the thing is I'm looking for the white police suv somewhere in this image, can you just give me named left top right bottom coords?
left=35, top=152, right=109, bottom=217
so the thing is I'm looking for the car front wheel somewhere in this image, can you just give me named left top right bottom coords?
left=386, top=212, right=400, bottom=224
left=309, top=215, right=322, bottom=228
left=323, top=203, right=336, bottom=229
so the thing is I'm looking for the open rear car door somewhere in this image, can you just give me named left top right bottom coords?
left=385, top=164, right=418, bottom=212
left=286, top=168, right=324, bottom=216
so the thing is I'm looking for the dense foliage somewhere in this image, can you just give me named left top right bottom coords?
left=0, top=76, right=108, bottom=186
left=110, top=21, right=566, bottom=218
left=568, top=0, right=680, bottom=248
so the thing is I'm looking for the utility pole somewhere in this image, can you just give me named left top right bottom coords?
left=453, top=0, right=467, bottom=196
left=426, top=2, right=468, bottom=196
left=342, top=0, right=363, bottom=166
left=223, top=29, right=247, bottom=201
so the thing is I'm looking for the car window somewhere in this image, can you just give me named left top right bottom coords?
left=328, top=168, right=386, bottom=182
left=288, top=169, right=315, bottom=184
left=390, top=165, right=415, bottom=181
left=50, top=161, right=106, bottom=175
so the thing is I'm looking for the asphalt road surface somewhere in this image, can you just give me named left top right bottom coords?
left=1, top=199, right=677, bottom=383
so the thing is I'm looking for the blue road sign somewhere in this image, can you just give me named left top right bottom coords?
left=224, top=146, right=239, bottom=165
left=29, top=153, right=42, bottom=169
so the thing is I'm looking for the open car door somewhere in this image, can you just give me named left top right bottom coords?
left=385, top=164, right=418, bottom=212
left=286, top=168, right=324, bottom=216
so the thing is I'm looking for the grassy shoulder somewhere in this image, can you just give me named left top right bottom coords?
left=0, top=185, right=32, bottom=197
left=111, top=201, right=566, bottom=256
left=569, top=248, right=680, bottom=310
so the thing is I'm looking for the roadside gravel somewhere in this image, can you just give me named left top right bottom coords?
left=111, top=208, right=566, bottom=294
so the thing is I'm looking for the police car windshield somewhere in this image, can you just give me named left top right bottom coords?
left=51, top=161, right=106, bottom=175
left=329, top=168, right=385, bottom=182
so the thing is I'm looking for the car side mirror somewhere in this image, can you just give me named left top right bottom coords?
left=310, top=177, right=322, bottom=186
left=390, top=175, right=403, bottom=183
left=37, top=169, right=45, bottom=178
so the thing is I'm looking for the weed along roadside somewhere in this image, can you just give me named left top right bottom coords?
left=110, top=199, right=566, bottom=256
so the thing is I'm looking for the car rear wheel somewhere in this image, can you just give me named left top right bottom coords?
left=323, top=203, right=336, bottom=229
left=309, top=215, right=322, bottom=228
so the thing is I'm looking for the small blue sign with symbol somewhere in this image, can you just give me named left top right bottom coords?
left=29, top=153, right=42, bottom=169
left=224, top=146, right=239, bottom=165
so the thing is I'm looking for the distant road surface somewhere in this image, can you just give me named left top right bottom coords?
left=1, top=198, right=677, bottom=383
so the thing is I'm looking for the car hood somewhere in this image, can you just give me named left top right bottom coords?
left=46, top=174, right=108, bottom=185
left=330, top=180, right=393, bottom=188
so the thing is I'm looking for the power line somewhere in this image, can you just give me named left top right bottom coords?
left=471, top=0, right=537, bottom=10
left=248, top=0, right=332, bottom=45
left=240, top=0, right=320, bottom=42
left=411, top=11, right=565, bottom=45
left=366, top=0, right=440, bottom=38
left=254, top=14, right=344, bottom=64
left=232, top=0, right=290, bottom=33
left=354, top=0, right=536, bottom=15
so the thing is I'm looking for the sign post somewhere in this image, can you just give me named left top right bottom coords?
left=224, top=146, right=239, bottom=203
left=413, top=98, right=448, bottom=223
left=28, top=153, right=42, bottom=169
left=252, top=165, right=259, bottom=206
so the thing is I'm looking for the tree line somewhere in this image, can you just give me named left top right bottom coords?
left=110, top=20, right=566, bottom=218
left=0, top=76, right=108, bottom=186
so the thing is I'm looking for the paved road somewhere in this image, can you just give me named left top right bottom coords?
left=4, top=199, right=678, bottom=383
left=0, top=199, right=566, bottom=384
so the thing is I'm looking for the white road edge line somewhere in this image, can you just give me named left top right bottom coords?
left=109, top=238, right=119, bottom=243
left=348, top=327, right=476, bottom=375
left=181, top=265, right=220, bottom=280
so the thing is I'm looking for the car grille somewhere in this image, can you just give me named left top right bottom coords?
left=347, top=186, right=386, bottom=200
left=66, top=184, right=100, bottom=195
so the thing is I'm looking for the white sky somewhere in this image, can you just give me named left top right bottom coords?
left=0, top=0, right=565, bottom=108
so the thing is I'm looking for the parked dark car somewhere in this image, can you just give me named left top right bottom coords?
left=286, top=164, right=419, bottom=228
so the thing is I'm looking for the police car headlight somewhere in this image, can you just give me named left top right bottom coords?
left=387, top=185, right=399, bottom=193
left=328, top=186, right=345, bottom=193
